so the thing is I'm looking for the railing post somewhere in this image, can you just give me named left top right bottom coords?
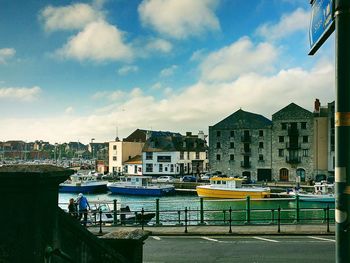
left=155, top=198, right=161, bottom=226
left=223, top=210, right=226, bottom=223
left=177, top=210, right=182, bottom=225
left=295, top=195, right=300, bottom=223
left=326, top=205, right=330, bottom=233
left=199, top=197, right=204, bottom=225
left=141, top=208, right=145, bottom=230
left=246, top=195, right=251, bottom=224
left=184, top=207, right=188, bottom=233
left=277, top=206, right=281, bottom=233
left=271, top=209, right=275, bottom=224
left=99, top=208, right=103, bottom=234
left=113, top=199, right=118, bottom=226
left=229, top=207, right=232, bottom=233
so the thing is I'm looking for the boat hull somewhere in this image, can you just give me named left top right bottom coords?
left=297, top=195, right=335, bottom=203
left=108, top=186, right=175, bottom=196
left=196, top=186, right=270, bottom=199
left=59, top=183, right=108, bottom=193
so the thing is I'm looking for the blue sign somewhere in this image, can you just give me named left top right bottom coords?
left=309, top=0, right=335, bottom=55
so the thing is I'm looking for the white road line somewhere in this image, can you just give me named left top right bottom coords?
left=308, top=236, right=336, bottom=242
left=253, top=236, right=279, bottom=243
left=201, top=237, right=220, bottom=242
left=151, top=236, right=161, bottom=241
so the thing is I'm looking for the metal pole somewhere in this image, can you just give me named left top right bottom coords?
left=156, top=198, right=160, bottom=225
left=184, top=207, right=188, bottom=233
left=246, top=196, right=251, bottom=224
left=335, top=1, right=350, bottom=262
left=229, top=207, right=232, bottom=234
left=295, top=195, right=300, bottom=223
left=200, top=197, right=204, bottom=225
left=113, top=199, right=118, bottom=225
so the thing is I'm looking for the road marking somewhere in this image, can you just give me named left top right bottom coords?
left=201, top=237, right=220, bottom=242
left=151, top=236, right=161, bottom=241
left=308, top=236, right=335, bottom=242
left=253, top=236, right=279, bottom=243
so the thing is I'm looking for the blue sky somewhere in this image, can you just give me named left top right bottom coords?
left=0, top=0, right=335, bottom=143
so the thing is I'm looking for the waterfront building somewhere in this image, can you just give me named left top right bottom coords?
left=142, top=131, right=208, bottom=177
left=209, top=109, right=272, bottom=182
left=124, top=155, right=143, bottom=175
left=271, top=103, right=314, bottom=183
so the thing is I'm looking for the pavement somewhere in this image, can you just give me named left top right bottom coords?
left=89, top=223, right=335, bottom=236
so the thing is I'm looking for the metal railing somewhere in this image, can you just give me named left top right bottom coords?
left=61, top=197, right=335, bottom=234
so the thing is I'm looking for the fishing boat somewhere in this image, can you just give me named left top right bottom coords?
left=107, top=176, right=175, bottom=196
left=196, top=177, right=270, bottom=199
left=59, top=173, right=108, bottom=193
left=287, top=181, right=335, bottom=202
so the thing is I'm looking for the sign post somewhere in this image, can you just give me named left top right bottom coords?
left=309, top=0, right=350, bottom=262
left=334, top=1, right=350, bottom=262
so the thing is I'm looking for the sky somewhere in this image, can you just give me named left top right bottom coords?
left=0, top=0, right=335, bottom=144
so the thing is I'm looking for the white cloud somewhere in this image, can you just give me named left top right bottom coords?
left=0, top=86, right=41, bottom=101
left=145, top=38, right=172, bottom=53
left=64, top=106, right=74, bottom=114
left=56, top=21, right=133, bottom=62
left=199, top=37, right=278, bottom=82
left=117, top=65, right=139, bottom=75
left=256, top=8, right=309, bottom=41
left=160, top=65, right=178, bottom=77
left=0, top=48, right=16, bottom=64
left=92, top=90, right=126, bottom=101
left=138, top=0, right=220, bottom=39
left=40, top=3, right=104, bottom=31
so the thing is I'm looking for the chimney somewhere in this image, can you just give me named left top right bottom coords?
left=198, top=130, right=205, bottom=140
left=314, top=99, right=321, bottom=113
left=186, top=132, right=192, bottom=137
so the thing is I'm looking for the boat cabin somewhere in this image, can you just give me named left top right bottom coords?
left=119, top=176, right=152, bottom=187
left=210, top=177, right=243, bottom=188
left=314, top=181, right=334, bottom=194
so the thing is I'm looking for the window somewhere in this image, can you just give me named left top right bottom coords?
left=146, top=163, right=153, bottom=172
left=279, top=136, right=284, bottom=143
left=157, top=156, right=171, bottom=162
left=301, top=122, right=307, bottom=129
left=303, top=136, right=309, bottom=143
left=113, top=156, right=117, bottom=161
left=259, top=130, right=264, bottom=137
left=180, top=152, right=184, bottom=160
left=134, top=165, right=137, bottom=174
left=216, top=154, right=221, bottom=161
left=196, top=152, right=200, bottom=159
left=113, top=145, right=117, bottom=150
left=216, top=131, right=221, bottom=137
left=164, top=167, right=168, bottom=172
left=216, top=142, right=221, bottom=149
left=230, top=154, right=234, bottom=161
left=230, top=142, right=235, bottom=149
left=281, top=123, right=287, bottom=130
left=278, top=149, right=284, bottom=157
left=146, top=152, right=153, bottom=160
left=230, top=131, right=235, bottom=137
left=159, top=164, right=163, bottom=172
left=259, top=142, right=264, bottom=148
left=170, top=164, right=174, bottom=172
left=259, top=154, right=264, bottom=161
left=303, top=149, right=309, bottom=157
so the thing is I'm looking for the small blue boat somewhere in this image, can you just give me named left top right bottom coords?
left=59, top=173, right=108, bottom=193
left=107, top=176, right=175, bottom=196
left=288, top=181, right=335, bottom=203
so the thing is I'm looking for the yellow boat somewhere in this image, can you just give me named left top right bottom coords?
left=196, top=177, right=270, bottom=199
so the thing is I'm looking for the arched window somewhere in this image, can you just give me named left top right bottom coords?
left=296, top=168, right=306, bottom=182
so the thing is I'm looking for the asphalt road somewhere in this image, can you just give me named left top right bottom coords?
left=143, top=235, right=335, bottom=263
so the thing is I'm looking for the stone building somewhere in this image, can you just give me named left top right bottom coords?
left=209, top=109, right=272, bottom=182
left=271, top=103, right=314, bottom=183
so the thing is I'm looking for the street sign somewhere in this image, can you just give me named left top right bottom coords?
left=309, top=0, right=335, bottom=55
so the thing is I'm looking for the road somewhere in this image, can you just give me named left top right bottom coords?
left=143, top=235, right=335, bottom=263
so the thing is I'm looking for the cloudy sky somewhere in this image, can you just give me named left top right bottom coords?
left=0, top=0, right=335, bottom=144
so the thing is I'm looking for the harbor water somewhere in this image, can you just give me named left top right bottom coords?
left=59, top=192, right=335, bottom=226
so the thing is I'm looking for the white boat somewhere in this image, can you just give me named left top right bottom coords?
left=196, top=177, right=270, bottom=199
left=59, top=173, right=108, bottom=193
left=287, top=181, right=334, bottom=202
left=107, top=176, right=175, bottom=196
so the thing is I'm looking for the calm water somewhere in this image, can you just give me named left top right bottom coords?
left=59, top=192, right=335, bottom=225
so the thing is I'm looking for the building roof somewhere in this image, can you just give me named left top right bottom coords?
left=123, top=129, right=181, bottom=142
left=211, top=109, right=272, bottom=130
left=272, top=103, right=313, bottom=121
left=124, top=155, right=142, bottom=164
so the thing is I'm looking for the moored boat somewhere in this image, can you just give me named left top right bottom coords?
left=107, top=176, right=175, bottom=196
left=59, top=173, right=108, bottom=193
left=196, top=177, right=270, bottom=199
left=287, top=181, right=334, bottom=202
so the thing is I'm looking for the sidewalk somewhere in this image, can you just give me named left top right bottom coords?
left=89, top=223, right=335, bottom=236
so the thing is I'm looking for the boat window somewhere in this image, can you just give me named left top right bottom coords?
left=222, top=181, right=226, bottom=185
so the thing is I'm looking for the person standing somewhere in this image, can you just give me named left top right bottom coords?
left=76, top=193, right=90, bottom=226
left=68, top=198, right=77, bottom=218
